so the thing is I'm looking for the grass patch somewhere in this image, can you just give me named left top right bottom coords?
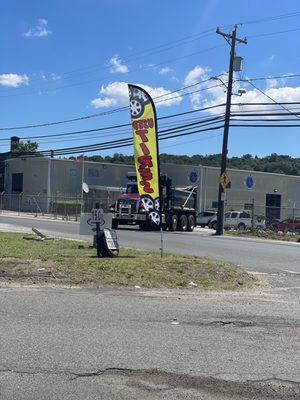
left=226, top=228, right=300, bottom=242
left=0, top=233, right=257, bottom=290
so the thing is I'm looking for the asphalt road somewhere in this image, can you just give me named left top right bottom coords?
left=0, top=283, right=299, bottom=400
left=0, top=214, right=299, bottom=274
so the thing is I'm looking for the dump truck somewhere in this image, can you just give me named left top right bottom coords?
left=110, top=173, right=197, bottom=231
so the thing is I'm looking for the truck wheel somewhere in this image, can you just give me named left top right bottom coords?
left=179, top=214, right=188, bottom=231
left=187, top=215, right=195, bottom=232
left=111, top=219, right=118, bottom=229
left=169, top=214, right=178, bottom=231
left=238, top=223, right=246, bottom=231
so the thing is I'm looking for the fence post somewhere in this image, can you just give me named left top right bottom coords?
left=0, top=191, right=4, bottom=213
left=18, top=192, right=23, bottom=216
left=292, top=203, right=296, bottom=233
left=251, top=198, right=255, bottom=232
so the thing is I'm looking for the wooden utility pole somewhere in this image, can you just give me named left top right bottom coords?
left=215, top=25, right=247, bottom=235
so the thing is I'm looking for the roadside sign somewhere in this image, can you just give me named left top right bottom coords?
left=220, top=171, right=230, bottom=190
left=188, top=171, right=198, bottom=184
left=91, top=208, right=104, bottom=223
left=104, top=229, right=119, bottom=251
left=245, top=174, right=255, bottom=190
left=79, top=212, right=112, bottom=235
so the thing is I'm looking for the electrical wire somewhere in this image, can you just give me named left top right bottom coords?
left=40, top=125, right=225, bottom=156
left=237, top=11, right=300, bottom=26
left=246, top=81, right=300, bottom=120
left=0, top=80, right=222, bottom=131
left=2, top=72, right=300, bottom=132
left=230, top=123, right=300, bottom=127
left=236, top=73, right=300, bottom=82
left=248, top=27, right=300, bottom=38
left=0, top=102, right=226, bottom=139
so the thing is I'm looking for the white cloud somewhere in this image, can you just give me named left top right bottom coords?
left=201, top=78, right=300, bottom=118
left=159, top=66, right=173, bottom=75
left=50, top=73, right=61, bottom=81
left=183, top=66, right=211, bottom=108
left=0, top=74, right=29, bottom=87
left=91, top=81, right=182, bottom=109
left=91, top=97, right=117, bottom=108
left=268, top=55, right=275, bottom=63
left=41, top=73, right=61, bottom=81
left=107, top=55, right=128, bottom=74
left=24, top=18, right=52, bottom=38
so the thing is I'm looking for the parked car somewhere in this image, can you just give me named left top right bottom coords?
left=196, top=211, right=217, bottom=227
left=270, top=218, right=300, bottom=232
left=209, top=211, right=266, bottom=231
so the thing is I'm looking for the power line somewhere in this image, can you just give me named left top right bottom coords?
left=237, top=11, right=300, bottom=26
left=3, top=71, right=300, bottom=132
left=248, top=26, right=300, bottom=38
left=246, top=81, right=300, bottom=120
left=231, top=123, right=300, bottom=127
left=41, top=125, right=225, bottom=156
left=38, top=118, right=225, bottom=153
left=0, top=36, right=220, bottom=99
left=237, top=73, right=300, bottom=82
left=0, top=80, right=221, bottom=131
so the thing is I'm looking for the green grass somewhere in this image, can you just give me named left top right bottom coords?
left=226, top=228, right=300, bottom=242
left=0, top=233, right=257, bottom=290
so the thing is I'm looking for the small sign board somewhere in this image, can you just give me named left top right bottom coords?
left=91, top=208, right=104, bottom=223
left=188, top=171, right=198, bottom=184
left=79, top=212, right=112, bottom=235
left=220, top=171, right=230, bottom=190
left=104, top=228, right=119, bottom=251
left=245, top=174, right=255, bottom=190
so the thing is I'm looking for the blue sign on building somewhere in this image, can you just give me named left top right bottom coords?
left=245, top=174, right=255, bottom=190
left=188, top=171, right=198, bottom=184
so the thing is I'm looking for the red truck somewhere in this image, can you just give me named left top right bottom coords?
left=110, top=173, right=197, bottom=231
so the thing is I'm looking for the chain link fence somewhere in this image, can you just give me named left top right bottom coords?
left=0, top=187, right=123, bottom=220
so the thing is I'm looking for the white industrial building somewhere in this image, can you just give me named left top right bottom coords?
left=3, top=156, right=300, bottom=221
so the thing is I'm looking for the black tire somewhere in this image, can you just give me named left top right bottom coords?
left=169, top=214, right=178, bottom=231
left=238, top=223, right=246, bottom=231
left=111, top=219, right=118, bottom=229
left=179, top=214, right=188, bottom=231
left=211, top=221, right=217, bottom=230
left=187, top=215, right=195, bottom=232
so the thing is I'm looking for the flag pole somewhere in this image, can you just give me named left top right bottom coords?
left=150, top=96, right=163, bottom=257
left=80, top=154, right=85, bottom=214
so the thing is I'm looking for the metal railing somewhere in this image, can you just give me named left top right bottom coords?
left=0, top=188, right=123, bottom=220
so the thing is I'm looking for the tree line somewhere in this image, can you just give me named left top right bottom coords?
left=12, top=141, right=300, bottom=176
left=85, top=153, right=300, bottom=176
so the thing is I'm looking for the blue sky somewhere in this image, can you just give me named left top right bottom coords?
left=1, top=0, right=300, bottom=157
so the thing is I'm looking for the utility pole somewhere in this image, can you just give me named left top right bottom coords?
left=215, top=25, right=247, bottom=235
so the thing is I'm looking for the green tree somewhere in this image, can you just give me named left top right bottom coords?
left=14, top=140, right=39, bottom=155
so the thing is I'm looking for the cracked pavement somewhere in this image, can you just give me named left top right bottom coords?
left=0, top=274, right=299, bottom=399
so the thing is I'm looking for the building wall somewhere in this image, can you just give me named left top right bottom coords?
left=3, top=157, right=300, bottom=218
left=199, top=166, right=300, bottom=219
left=4, top=157, right=49, bottom=211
